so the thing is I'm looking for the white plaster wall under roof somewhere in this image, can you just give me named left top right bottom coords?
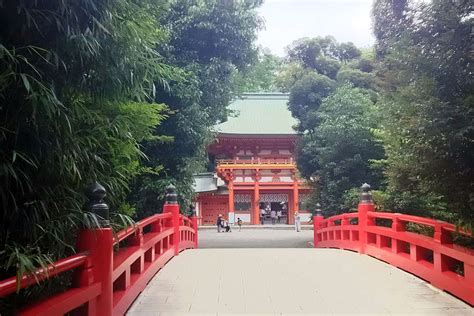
left=193, top=173, right=227, bottom=193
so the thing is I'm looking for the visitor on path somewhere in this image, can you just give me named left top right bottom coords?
left=294, top=211, right=301, bottom=232
left=237, top=217, right=243, bottom=231
left=270, top=209, right=277, bottom=225
left=277, top=210, right=282, bottom=223
left=223, top=218, right=231, bottom=232
left=216, top=214, right=222, bottom=233
left=260, top=207, right=265, bottom=225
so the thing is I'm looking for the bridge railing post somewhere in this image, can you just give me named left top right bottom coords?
left=313, top=203, right=324, bottom=248
left=391, top=216, right=406, bottom=253
left=190, top=205, right=199, bottom=248
left=432, top=221, right=455, bottom=285
left=163, top=184, right=180, bottom=255
left=358, top=183, right=375, bottom=254
left=74, top=182, right=113, bottom=316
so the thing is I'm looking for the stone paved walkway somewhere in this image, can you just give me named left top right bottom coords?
left=199, top=228, right=313, bottom=248
left=127, top=249, right=473, bottom=315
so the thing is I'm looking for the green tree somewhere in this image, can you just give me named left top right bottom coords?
left=130, top=0, right=263, bottom=216
left=336, top=42, right=362, bottom=61
left=0, top=0, right=172, bottom=310
left=297, top=85, right=385, bottom=215
left=288, top=72, right=336, bottom=132
left=275, top=62, right=309, bottom=92
left=336, top=67, right=375, bottom=89
left=282, top=36, right=382, bottom=213
left=314, top=56, right=341, bottom=80
left=286, top=36, right=361, bottom=66
left=373, top=0, right=473, bottom=226
left=234, top=49, right=282, bottom=92
left=284, top=36, right=367, bottom=132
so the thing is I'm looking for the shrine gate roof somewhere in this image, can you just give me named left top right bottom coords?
left=193, top=172, right=227, bottom=193
left=215, top=93, right=297, bottom=135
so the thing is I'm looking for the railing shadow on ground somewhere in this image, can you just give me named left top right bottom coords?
left=0, top=184, right=198, bottom=316
left=313, top=183, right=474, bottom=306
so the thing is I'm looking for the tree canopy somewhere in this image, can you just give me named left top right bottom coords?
left=284, top=1, right=473, bottom=231
left=372, top=0, right=473, bottom=226
left=278, top=36, right=383, bottom=214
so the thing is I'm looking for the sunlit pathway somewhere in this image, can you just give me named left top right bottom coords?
left=127, top=249, right=472, bottom=315
left=199, top=227, right=314, bottom=248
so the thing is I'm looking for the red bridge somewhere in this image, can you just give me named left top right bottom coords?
left=1, top=184, right=473, bottom=315
left=0, top=184, right=198, bottom=316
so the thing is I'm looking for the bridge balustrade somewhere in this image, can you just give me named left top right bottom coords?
left=217, top=158, right=294, bottom=165
left=0, top=184, right=198, bottom=316
left=313, top=184, right=474, bottom=306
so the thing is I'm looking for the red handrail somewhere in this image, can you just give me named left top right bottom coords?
left=313, top=203, right=474, bottom=306
left=0, top=252, right=89, bottom=297
left=366, top=211, right=472, bottom=238
left=0, top=206, right=198, bottom=315
left=115, top=213, right=172, bottom=244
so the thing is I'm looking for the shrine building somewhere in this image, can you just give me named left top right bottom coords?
left=193, top=93, right=311, bottom=225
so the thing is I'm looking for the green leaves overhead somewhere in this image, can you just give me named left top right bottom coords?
left=234, top=50, right=283, bottom=93
left=297, top=85, right=384, bottom=215
left=289, top=72, right=336, bottom=132
left=280, top=34, right=383, bottom=215
left=373, top=0, right=473, bottom=226
left=128, top=0, right=264, bottom=216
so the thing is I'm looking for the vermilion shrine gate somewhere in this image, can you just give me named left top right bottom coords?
left=194, top=93, right=311, bottom=225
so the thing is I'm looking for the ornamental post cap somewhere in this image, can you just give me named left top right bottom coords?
left=360, top=183, right=373, bottom=203
left=165, top=183, right=178, bottom=204
left=86, top=182, right=106, bottom=201
left=314, top=203, right=323, bottom=217
left=166, top=183, right=176, bottom=192
left=85, top=182, right=109, bottom=226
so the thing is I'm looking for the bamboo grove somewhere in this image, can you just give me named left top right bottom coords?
left=0, top=0, right=262, bottom=310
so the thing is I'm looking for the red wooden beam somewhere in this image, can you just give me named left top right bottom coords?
left=0, top=252, right=89, bottom=297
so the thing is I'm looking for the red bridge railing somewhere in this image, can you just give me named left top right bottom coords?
left=0, top=184, right=198, bottom=316
left=313, top=184, right=474, bottom=306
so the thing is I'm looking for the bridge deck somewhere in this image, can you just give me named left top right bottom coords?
left=127, top=248, right=472, bottom=315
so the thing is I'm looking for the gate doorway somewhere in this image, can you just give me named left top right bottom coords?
left=259, top=201, right=288, bottom=224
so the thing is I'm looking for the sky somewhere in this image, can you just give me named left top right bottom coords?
left=256, top=0, right=375, bottom=56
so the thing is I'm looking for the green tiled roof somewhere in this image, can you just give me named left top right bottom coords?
left=215, top=93, right=297, bottom=135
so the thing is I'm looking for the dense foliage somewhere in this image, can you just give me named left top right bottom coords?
left=277, top=36, right=383, bottom=214
left=0, top=0, right=262, bottom=310
left=234, top=48, right=282, bottom=93
left=130, top=0, right=263, bottom=217
left=0, top=0, right=171, bottom=275
left=284, top=1, right=473, bottom=230
left=298, top=85, right=384, bottom=215
left=372, top=0, right=473, bottom=227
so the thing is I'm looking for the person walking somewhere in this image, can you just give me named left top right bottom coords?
left=260, top=207, right=265, bottom=225
left=270, top=209, right=277, bottom=225
left=294, top=211, right=301, bottom=232
left=277, top=209, right=282, bottom=223
left=216, top=214, right=222, bottom=233
left=237, top=217, right=243, bottom=231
